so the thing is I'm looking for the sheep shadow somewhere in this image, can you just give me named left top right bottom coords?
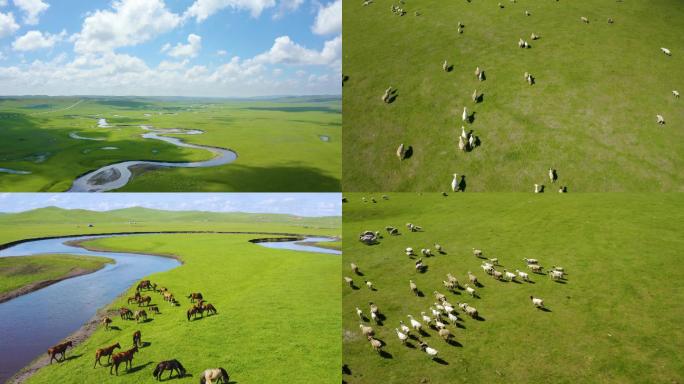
left=432, top=357, right=449, bottom=365
left=354, top=271, right=364, bottom=276
left=473, top=315, right=486, bottom=322
left=446, top=339, right=463, bottom=348
left=438, top=250, right=447, bottom=255
left=342, top=364, right=351, bottom=375
left=474, top=93, right=484, bottom=103
left=403, top=146, right=413, bottom=159
left=415, top=290, right=425, bottom=297
left=138, top=318, right=153, bottom=324
left=367, top=286, right=377, bottom=292
left=458, top=176, right=467, bottom=192
left=405, top=341, right=417, bottom=349
left=552, top=279, right=567, bottom=284
left=418, top=266, right=429, bottom=273
left=342, top=75, right=349, bottom=86
left=349, top=284, right=360, bottom=290
left=510, top=279, right=523, bottom=285
left=379, top=350, right=393, bottom=359
left=418, top=329, right=431, bottom=337
left=386, top=91, right=398, bottom=104
left=446, top=65, right=454, bottom=72
left=538, top=307, right=552, bottom=313
left=466, top=112, right=476, bottom=124
left=359, top=315, right=369, bottom=322
left=454, top=322, right=466, bottom=329
left=474, top=281, right=484, bottom=288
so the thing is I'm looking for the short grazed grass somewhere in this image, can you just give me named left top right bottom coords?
left=342, top=0, right=684, bottom=191
left=0, top=254, right=113, bottom=295
left=342, top=193, right=684, bottom=383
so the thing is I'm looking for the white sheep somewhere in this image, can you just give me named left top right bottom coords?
left=359, top=324, right=374, bottom=337
left=458, top=136, right=466, bottom=152
left=420, top=342, right=439, bottom=358
left=435, top=244, right=443, bottom=253
left=534, top=183, right=543, bottom=193
left=396, top=143, right=405, bottom=160
left=438, top=328, right=452, bottom=341
left=525, top=10, right=530, bottom=16
left=472, top=89, right=478, bottom=102
left=451, top=173, right=459, bottom=192
left=523, top=258, right=538, bottom=265
left=515, top=269, right=529, bottom=281
left=448, top=312, right=459, bottom=323
left=431, top=307, right=441, bottom=318
left=673, top=90, right=680, bottom=98
left=462, top=107, right=468, bottom=122
left=492, top=270, right=503, bottom=280
left=657, top=115, right=665, bottom=125
left=356, top=307, right=364, bottom=320
left=461, top=126, right=469, bottom=139
left=468, top=271, right=478, bottom=286
left=549, top=168, right=557, bottom=183
left=369, top=302, right=379, bottom=315
left=489, top=258, right=499, bottom=266
left=406, top=247, right=414, bottom=256
left=370, top=311, right=379, bottom=323
left=464, top=284, right=476, bottom=297
left=351, top=262, right=359, bottom=274
left=530, top=296, right=544, bottom=308
left=407, top=315, right=423, bottom=331
left=368, top=337, right=383, bottom=352
left=473, top=248, right=483, bottom=258
left=421, top=312, right=432, bottom=325
left=531, top=33, right=539, bottom=40
left=344, top=276, right=354, bottom=287
left=399, top=320, right=411, bottom=335
left=478, top=70, right=485, bottom=81
left=365, top=280, right=374, bottom=289
left=474, top=67, right=481, bottom=77
left=528, top=264, right=543, bottom=273
left=581, top=16, right=589, bottom=24
left=468, top=134, right=475, bottom=149
left=504, top=269, right=517, bottom=281
left=395, top=328, right=408, bottom=344
left=548, top=270, right=564, bottom=280
left=410, top=280, right=418, bottom=295
left=464, top=305, right=478, bottom=318
left=661, top=47, right=671, bottom=56
left=415, top=258, right=425, bottom=271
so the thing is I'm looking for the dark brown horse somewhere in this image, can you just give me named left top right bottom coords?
left=187, top=306, right=203, bottom=321
left=137, top=296, right=151, bottom=307
left=101, top=316, right=113, bottom=330
left=136, top=280, right=152, bottom=292
left=127, top=292, right=141, bottom=304
left=47, top=340, right=73, bottom=364
left=133, top=330, right=142, bottom=347
left=153, top=359, right=186, bottom=380
left=134, top=310, right=148, bottom=323
left=110, top=346, right=138, bottom=375
left=94, top=342, right=120, bottom=367
left=149, top=305, right=160, bottom=315
left=204, top=303, right=217, bottom=316
left=187, top=292, right=203, bottom=303
left=120, top=307, right=133, bottom=320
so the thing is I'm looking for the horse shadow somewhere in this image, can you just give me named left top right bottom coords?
left=128, top=361, right=154, bottom=373
left=109, top=326, right=121, bottom=331
left=404, top=146, right=413, bottom=159
left=63, top=353, right=84, bottom=362
left=432, top=357, right=449, bottom=365
left=446, top=339, right=463, bottom=348
left=141, top=341, right=152, bottom=348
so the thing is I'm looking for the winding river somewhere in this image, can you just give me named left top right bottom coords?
left=0, top=233, right=338, bottom=383
left=68, top=121, right=238, bottom=192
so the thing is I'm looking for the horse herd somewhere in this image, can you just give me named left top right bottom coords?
left=46, top=279, right=228, bottom=382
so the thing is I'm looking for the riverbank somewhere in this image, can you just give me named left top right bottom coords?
left=0, top=254, right=114, bottom=303
left=295, top=239, right=341, bottom=251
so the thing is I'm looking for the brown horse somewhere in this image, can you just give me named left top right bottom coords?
left=136, top=280, right=152, bottom=292
left=204, top=303, right=217, bottom=316
left=187, top=292, right=203, bottom=303
left=137, top=296, right=151, bottom=307
left=94, top=342, right=120, bottom=367
left=47, top=340, right=73, bottom=364
left=200, top=367, right=230, bottom=384
left=119, top=307, right=133, bottom=320
left=149, top=305, right=160, bottom=315
left=101, top=316, right=113, bottom=330
left=163, top=291, right=174, bottom=302
left=133, top=330, right=142, bottom=347
left=127, top=292, right=141, bottom=304
left=110, top=346, right=138, bottom=375
left=187, top=306, right=205, bottom=321
left=134, top=310, right=148, bottom=323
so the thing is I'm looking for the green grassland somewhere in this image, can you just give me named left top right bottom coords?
left=0, top=96, right=340, bottom=191
left=342, top=193, right=684, bottom=383
left=0, top=254, right=113, bottom=295
left=24, top=233, right=341, bottom=383
left=0, top=206, right=341, bottom=245
left=342, top=0, right=684, bottom=191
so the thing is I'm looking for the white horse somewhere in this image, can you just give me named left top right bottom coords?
left=200, top=368, right=230, bottom=384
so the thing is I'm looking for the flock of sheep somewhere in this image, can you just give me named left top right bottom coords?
left=347, top=197, right=568, bottom=364
left=371, top=0, right=678, bottom=191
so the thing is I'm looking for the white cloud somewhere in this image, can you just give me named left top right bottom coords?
left=0, top=0, right=8, bottom=7
left=252, top=35, right=341, bottom=67
left=183, top=0, right=276, bottom=21
left=13, top=0, right=49, bottom=25
left=12, top=29, right=64, bottom=51
left=157, top=59, right=188, bottom=71
left=166, top=33, right=202, bottom=58
left=312, top=0, right=341, bottom=35
left=216, top=49, right=228, bottom=56
left=73, top=0, right=180, bottom=53
left=272, top=0, right=303, bottom=19
left=0, top=11, right=19, bottom=38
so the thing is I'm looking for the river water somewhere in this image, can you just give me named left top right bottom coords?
left=0, top=234, right=337, bottom=382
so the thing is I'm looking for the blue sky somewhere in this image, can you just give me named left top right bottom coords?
left=0, top=0, right=341, bottom=96
left=0, top=193, right=342, bottom=216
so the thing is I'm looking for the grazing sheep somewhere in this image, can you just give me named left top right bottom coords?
left=607, top=17, right=614, bottom=24
left=503, top=269, right=517, bottom=281
left=498, top=2, right=504, bottom=8
left=481, top=262, right=494, bottom=275
left=489, top=258, right=499, bottom=266
left=435, top=319, right=447, bottom=329
left=395, top=328, right=408, bottom=344
left=370, top=311, right=379, bottom=324
left=531, top=33, right=539, bottom=40
left=359, top=324, right=374, bottom=337
left=438, top=328, right=453, bottom=341
left=462, top=107, right=468, bottom=122
left=515, top=269, right=529, bottom=281
left=552, top=266, right=565, bottom=272
left=478, top=70, right=485, bottom=81
left=458, top=22, right=464, bottom=28
left=530, top=296, right=544, bottom=308
left=468, top=271, right=479, bottom=285
left=382, top=87, right=392, bottom=103
left=464, top=284, right=476, bottom=297
left=472, top=89, right=478, bottom=102
left=351, top=263, right=359, bottom=274
left=344, top=277, right=354, bottom=287
left=410, top=280, right=419, bottom=295
left=673, top=90, right=680, bottom=98
left=458, top=27, right=463, bottom=34
left=421, top=248, right=433, bottom=257
left=549, top=168, right=558, bottom=183
left=369, top=302, right=379, bottom=315
left=492, top=270, right=503, bottom=280
left=407, top=315, right=423, bottom=331
left=468, top=134, right=475, bottom=149
left=365, top=280, right=375, bottom=290
left=657, top=115, right=665, bottom=125
left=474, top=67, right=481, bottom=77
left=581, top=16, right=589, bottom=23
left=397, top=143, right=406, bottom=160
left=661, top=47, right=671, bottom=56
left=464, top=305, right=478, bottom=318
left=420, top=342, right=439, bottom=358
left=527, top=73, right=535, bottom=85
left=399, top=320, right=411, bottom=335
left=421, top=311, right=432, bottom=325
left=525, top=10, right=531, bottom=16
left=356, top=307, right=364, bottom=320
left=548, top=270, right=564, bottom=280
left=435, top=244, right=443, bottom=253
left=447, top=273, right=459, bottom=287
left=528, top=264, right=543, bottom=273
left=534, top=183, right=543, bottom=193
left=443, top=280, right=456, bottom=291
left=368, top=336, right=383, bottom=352
left=451, top=173, right=459, bottom=192
left=473, top=248, right=484, bottom=258
left=443, top=60, right=449, bottom=71
left=558, top=186, right=568, bottom=193
left=406, top=247, right=414, bottom=257
left=523, top=258, right=538, bottom=265
left=433, top=291, right=447, bottom=302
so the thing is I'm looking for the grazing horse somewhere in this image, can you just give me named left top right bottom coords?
left=163, top=292, right=174, bottom=302
left=120, top=307, right=133, bottom=320
left=204, top=303, right=217, bottom=316
left=136, top=280, right=152, bottom=292
left=200, top=367, right=230, bottom=384
left=110, top=346, right=138, bottom=375
left=153, top=359, right=186, bottom=380
left=101, top=316, right=113, bottom=330
left=127, top=292, right=141, bottom=304
left=133, top=330, right=142, bottom=347
left=149, top=305, right=160, bottom=315
left=138, top=296, right=152, bottom=307
left=47, top=341, right=73, bottom=364
left=134, top=310, right=148, bottom=323
left=94, top=342, right=120, bottom=367
left=187, top=306, right=203, bottom=321
left=187, top=292, right=203, bottom=303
